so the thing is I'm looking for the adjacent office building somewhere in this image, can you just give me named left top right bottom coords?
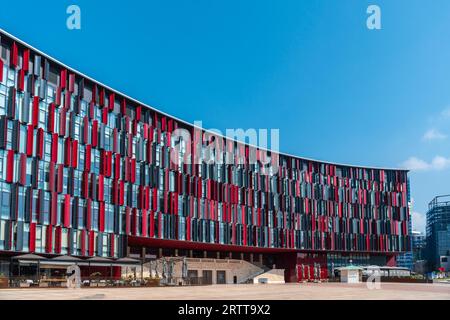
left=425, top=195, right=450, bottom=271
left=0, top=29, right=411, bottom=282
left=396, top=180, right=413, bottom=270
left=411, top=230, right=426, bottom=261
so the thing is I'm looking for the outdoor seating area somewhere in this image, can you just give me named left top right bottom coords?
left=0, top=254, right=207, bottom=289
left=1, top=253, right=143, bottom=289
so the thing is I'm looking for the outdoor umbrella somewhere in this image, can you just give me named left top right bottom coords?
left=12, top=253, right=47, bottom=280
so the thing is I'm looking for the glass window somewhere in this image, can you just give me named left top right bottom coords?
left=0, top=182, right=11, bottom=219
left=0, top=220, right=6, bottom=250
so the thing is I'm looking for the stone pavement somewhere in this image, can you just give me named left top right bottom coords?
left=0, top=283, right=448, bottom=300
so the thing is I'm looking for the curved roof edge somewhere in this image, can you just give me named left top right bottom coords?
left=0, top=27, right=409, bottom=173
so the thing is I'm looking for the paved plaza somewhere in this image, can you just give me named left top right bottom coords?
left=0, top=283, right=448, bottom=300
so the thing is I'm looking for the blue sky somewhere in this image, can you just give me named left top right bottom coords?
left=1, top=0, right=449, bottom=232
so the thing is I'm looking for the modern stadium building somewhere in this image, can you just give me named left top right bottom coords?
left=0, top=29, right=411, bottom=283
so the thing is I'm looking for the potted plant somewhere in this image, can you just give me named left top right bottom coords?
left=0, top=273, right=8, bottom=288
left=89, top=272, right=102, bottom=287
left=145, top=276, right=160, bottom=287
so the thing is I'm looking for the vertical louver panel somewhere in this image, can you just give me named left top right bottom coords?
left=7, top=87, right=16, bottom=119
left=17, top=69, right=25, bottom=92
left=60, top=109, right=67, bottom=137
left=6, top=150, right=14, bottom=183
left=32, top=96, right=39, bottom=127
left=47, top=103, right=55, bottom=132
left=92, top=120, right=98, bottom=147
left=51, top=133, right=58, bottom=163
left=45, top=225, right=53, bottom=253
left=64, top=137, right=71, bottom=167
left=68, top=74, right=75, bottom=92
left=60, top=69, right=67, bottom=89
left=64, top=194, right=71, bottom=228
left=88, top=230, right=95, bottom=256
left=72, top=139, right=78, bottom=168
left=19, top=153, right=27, bottom=185
left=54, top=226, right=62, bottom=254
left=99, top=87, right=105, bottom=107
left=33, top=55, right=41, bottom=77
left=120, top=98, right=126, bottom=115
left=109, top=93, right=115, bottom=111
left=26, top=124, right=34, bottom=157
left=29, top=223, right=36, bottom=252
left=85, top=144, right=92, bottom=172
left=36, top=128, right=44, bottom=159
left=43, top=59, right=50, bottom=80
left=10, top=41, right=19, bottom=68
left=78, top=78, right=84, bottom=98
left=99, top=202, right=105, bottom=232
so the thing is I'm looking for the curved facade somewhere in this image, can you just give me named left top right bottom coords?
left=0, top=29, right=410, bottom=281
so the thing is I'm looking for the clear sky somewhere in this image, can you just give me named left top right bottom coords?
left=1, top=0, right=449, bottom=232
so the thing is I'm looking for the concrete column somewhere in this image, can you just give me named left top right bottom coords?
left=259, top=254, right=263, bottom=265
left=216, top=252, right=220, bottom=260
left=203, top=251, right=207, bottom=258
left=189, top=250, right=193, bottom=258
left=140, top=247, right=146, bottom=282
left=240, top=253, right=244, bottom=261
left=126, top=246, right=131, bottom=257
left=158, top=248, right=163, bottom=258
left=229, top=252, right=232, bottom=259
left=174, top=249, right=179, bottom=257
left=250, top=253, right=254, bottom=263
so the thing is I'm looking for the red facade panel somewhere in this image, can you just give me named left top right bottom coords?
left=26, top=124, right=34, bottom=157
left=18, top=69, right=25, bottom=92
left=92, top=120, right=98, bottom=147
left=45, top=225, right=53, bottom=254
left=6, top=150, right=14, bottom=183
left=69, top=73, right=75, bottom=92
left=88, top=231, right=95, bottom=256
left=99, top=202, right=105, bottom=232
left=47, top=103, right=55, bottom=133
left=64, top=194, right=71, bottom=228
left=29, top=223, right=36, bottom=253
left=60, top=69, right=67, bottom=90
left=85, top=144, right=92, bottom=172
left=20, top=52, right=31, bottom=77
left=72, top=139, right=78, bottom=168
left=10, top=41, right=18, bottom=68
left=51, top=133, right=58, bottom=163
left=32, top=96, right=39, bottom=127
